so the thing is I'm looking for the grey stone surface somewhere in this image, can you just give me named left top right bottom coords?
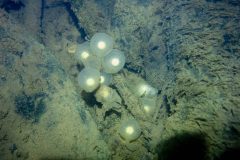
left=0, top=0, right=239, bottom=159
left=0, top=7, right=110, bottom=159
left=71, top=0, right=240, bottom=159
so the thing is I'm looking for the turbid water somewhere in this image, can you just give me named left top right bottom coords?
left=0, top=0, right=240, bottom=159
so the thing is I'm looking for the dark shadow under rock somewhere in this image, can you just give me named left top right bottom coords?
left=156, top=132, right=209, bottom=160
left=216, top=144, right=240, bottom=160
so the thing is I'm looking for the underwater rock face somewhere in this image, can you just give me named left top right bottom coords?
left=71, top=0, right=240, bottom=159
left=0, top=8, right=110, bottom=159
left=0, top=0, right=239, bottom=159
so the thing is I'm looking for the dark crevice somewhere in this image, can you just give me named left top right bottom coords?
left=163, top=95, right=171, bottom=116
left=63, top=2, right=88, bottom=40
left=110, top=85, right=126, bottom=107
left=41, top=1, right=88, bottom=40
left=1, top=0, right=25, bottom=12
left=76, top=107, right=88, bottom=124
left=76, top=63, right=84, bottom=72
left=171, top=97, right=177, bottom=105
left=12, top=51, right=24, bottom=58
left=104, top=109, right=121, bottom=120
left=124, top=63, right=145, bottom=76
left=111, top=84, right=135, bottom=117
left=40, top=0, right=45, bottom=34
left=81, top=91, right=102, bottom=108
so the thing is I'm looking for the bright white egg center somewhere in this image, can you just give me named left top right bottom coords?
left=86, top=78, right=95, bottom=86
left=125, top=126, right=134, bottom=135
left=143, top=105, right=150, bottom=113
left=111, top=58, right=120, bottom=66
left=139, top=84, right=149, bottom=95
left=81, top=51, right=89, bottom=59
left=97, top=41, right=106, bottom=50
left=100, top=76, right=105, bottom=84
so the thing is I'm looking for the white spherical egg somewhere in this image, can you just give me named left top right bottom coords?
left=137, top=83, right=149, bottom=96
left=136, top=83, right=158, bottom=97
left=140, top=97, right=157, bottom=116
left=78, top=67, right=100, bottom=92
left=75, top=42, right=92, bottom=63
left=103, top=49, right=125, bottom=74
left=119, top=118, right=141, bottom=142
left=90, top=33, right=113, bottom=57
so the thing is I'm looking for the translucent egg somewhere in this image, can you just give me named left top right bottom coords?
left=75, top=42, right=92, bottom=64
left=126, top=74, right=158, bottom=98
left=95, top=85, right=112, bottom=103
left=100, top=72, right=112, bottom=85
left=90, top=33, right=113, bottom=57
left=135, top=83, right=158, bottom=97
left=103, top=49, right=125, bottom=73
left=119, top=118, right=141, bottom=142
left=78, top=67, right=100, bottom=92
left=140, top=97, right=156, bottom=116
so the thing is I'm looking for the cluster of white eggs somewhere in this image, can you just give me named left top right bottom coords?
left=76, top=33, right=125, bottom=93
left=118, top=83, right=158, bottom=142
left=74, top=33, right=158, bottom=143
left=136, top=82, right=158, bottom=116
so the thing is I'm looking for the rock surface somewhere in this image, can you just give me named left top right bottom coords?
left=0, top=0, right=240, bottom=159
left=0, top=5, right=109, bottom=159
left=71, top=0, right=240, bottom=159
